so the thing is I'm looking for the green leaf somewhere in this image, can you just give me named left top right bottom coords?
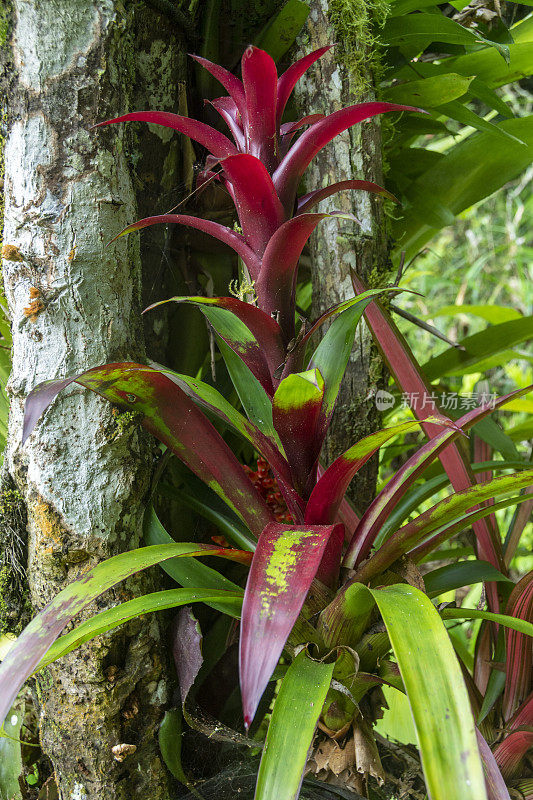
left=143, top=505, right=243, bottom=613
left=431, top=304, right=522, bottom=325
left=370, top=584, right=487, bottom=800
left=383, top=74, right=474, bottom=107
left=309, top=296, right=375, bottom=422
left=434, top=99, right=525, bottom=144
left=254, top=0, right=310, bottom=62
left=217, top=337, right=278, bottom=439
left=161, top=485, right=255, bottom=551
left=424, top=560, right=511, bottom=598
left=389, top=0, right=442, bottom=17
left=159, top=708, right=188, bottom=785
left=394, top=115, right=533, bottom=257
left=0, top=704, right=23, bottom=800
left=382, top=12, right=502, bottom=51
left=255, top=649, right=334, bottom=800
left=370, top=470, right=533, bottom=573
left=0, top=541, right=251, bottom=729
left=37, top=587, right=243, bottom=670
left=374, top=459, right=530, bottom=547
left=159, top=365, right=285, bottom=462
left=440, top=607, right=533, bottom=637
left=422, top=317, right=533, bottom=380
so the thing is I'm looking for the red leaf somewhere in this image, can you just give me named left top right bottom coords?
left=257, top=212, right=356, bottom=342
left=241, top=46, right=278, bottom=171
left=502, top=572, right=533, bottom=721
left=272, top=369, right=325, bottom=498
left=274, top=102, right=424, bottom=209
left=276, top=46, right=333, bottom=124
left=208, top=97, right=245, bottom=149
left=93, top=111, right=237, bottom=159
left=297, top=179, right=398, bottom=214
left=279, top=114, right=326, bottom=156
left=280, top=114, right=326, bottom=136
left=23, top=364, right=273, bottom=538
left=508, top=692, right=533, bottom=731
left=305, top=421, right=422, bottom=525
left=112, top=214, right=260, bottom=276
left=190, top=54, right=246, bottom=119
left=220, top=154, right=286, bottom=256
left=493, top=729, right=533, bottom=781
left=239, top=522, right=340, bottom=728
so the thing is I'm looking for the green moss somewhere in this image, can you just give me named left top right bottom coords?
left=111, top=407, right=144, bottom=438
left=0, top=3, right=10, bottom=48
left=328, top=0, right=391, bottom=95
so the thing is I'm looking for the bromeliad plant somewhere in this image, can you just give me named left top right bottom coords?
left=0, top=45, right=532, bottom=800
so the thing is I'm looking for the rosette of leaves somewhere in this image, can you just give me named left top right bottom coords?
left=0, top=46, right=531, bottom=800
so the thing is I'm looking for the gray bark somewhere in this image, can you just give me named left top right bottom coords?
left=1, top=1, right=186, bottom=798
left=293, top=0, right=390, bottom=511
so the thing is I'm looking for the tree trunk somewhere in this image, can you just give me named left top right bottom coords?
left=293, top=0, right=390, bottom=511
left=1, top=2, right=186, bottom=797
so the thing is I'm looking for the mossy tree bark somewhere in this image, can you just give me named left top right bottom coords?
left=1, top=2, right=187, bottom=798
left=293, top=0, right=390, bottom=511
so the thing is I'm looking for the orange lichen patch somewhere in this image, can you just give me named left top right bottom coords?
left=23, top=287, right=45, bottom=322
left=2, top=244, right=24, bottom=262
left=67, top=246, right=77, bottom=262
left=30, top=498, right=65, bottom=556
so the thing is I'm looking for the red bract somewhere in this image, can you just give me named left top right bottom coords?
left=98, top=45, right=422, bottom=342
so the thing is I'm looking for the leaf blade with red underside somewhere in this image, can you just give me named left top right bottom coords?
left=276, top=45, right=333, bottom=124
left=354, top=471, right=533, bottom=585
left=344, top=389, right=532, bottom=569
left=112, top=214, right=260, bottom=277
left=220, top=154, right=286, bottom=255
left=502, top=572, right=533, bottom=721
left=239, top=521, right=340, bottom=728
left=508, top=692, right=533, bottom=731
left=150, top=364, right=291, bottom=484
left=256, top=212, right=358, bottom=341
left=350, top=273, right=506, bottom=593
left=273, top=102, right=424, bottom=208
left=305, top=420, right=426, bottom=524
left=93, top=111, right=237, bottom=159
left=145, top=295, right=284, bottom=394
left=23, top=364, right=273, bottom=538
left=297, top=179, right=398, bottom=213
left=241, top=46, right=278, bottom=170
left=272, top=369, right=325, bottom=497
left=0, top=542, right=250, bottom=730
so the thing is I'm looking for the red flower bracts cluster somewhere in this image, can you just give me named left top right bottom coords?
left=244, top=457, right=294, bottom=524
left=96, top=45, right=420, bottom=345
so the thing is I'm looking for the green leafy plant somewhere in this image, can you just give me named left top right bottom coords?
left=0, top=45, right=531, bottom=800
left=380, top=5, right=533, bottom=257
